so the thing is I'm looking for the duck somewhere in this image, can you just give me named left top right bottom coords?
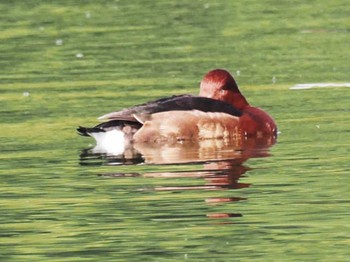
left=77, top=69, right=277, bottom=152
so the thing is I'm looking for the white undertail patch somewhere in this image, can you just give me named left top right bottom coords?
left=89, top=129, right=126, bottom=155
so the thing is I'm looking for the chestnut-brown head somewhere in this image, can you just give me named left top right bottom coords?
left=199, top=69, right=249, bottom=110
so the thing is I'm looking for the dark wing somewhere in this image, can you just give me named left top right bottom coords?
left=98, top=94, right=242, bottom=121
left=98, top=95, right=191, bottom=120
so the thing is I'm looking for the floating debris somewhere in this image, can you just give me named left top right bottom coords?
left=23, top=91, right=30, bottom=97
left=290, top=83, right=350, bottom=90
left=76, top=53, right=84, bottom=59
left=55, top=39, right=63, bottom=46
left=272, top=76, right=277, bottom=84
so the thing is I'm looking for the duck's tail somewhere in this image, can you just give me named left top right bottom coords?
left=77, top=126, right=104, bottom=137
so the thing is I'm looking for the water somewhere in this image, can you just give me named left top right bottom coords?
left=1, top=1, right=349, bottom=261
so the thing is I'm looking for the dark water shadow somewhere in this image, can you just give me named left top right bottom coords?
left=79, top=135, right=276, bottom=222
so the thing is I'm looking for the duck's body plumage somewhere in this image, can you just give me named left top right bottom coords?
left=78, top=69, right=277, bottom=150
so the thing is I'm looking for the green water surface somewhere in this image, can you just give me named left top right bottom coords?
left=1, top=1, right=349, bottom=261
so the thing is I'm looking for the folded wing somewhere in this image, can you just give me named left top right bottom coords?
left=98, top=95, right=242, bottom=121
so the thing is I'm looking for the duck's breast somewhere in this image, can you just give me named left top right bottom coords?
left=240, top=106, right=277, bottom=136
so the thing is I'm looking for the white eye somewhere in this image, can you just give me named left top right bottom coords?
left=220, top=89, right=226, bottom=94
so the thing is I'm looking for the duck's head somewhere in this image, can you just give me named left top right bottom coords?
left=199, top=69, right=249, bottom=110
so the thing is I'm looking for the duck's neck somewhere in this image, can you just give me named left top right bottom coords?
left=229, top=92, right=250, bottom=111
left=226, top=79, right=250, bottom=110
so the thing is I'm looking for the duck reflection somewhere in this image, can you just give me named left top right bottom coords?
left=80, top=135, right=276, bottom=221
left=80, top=135, right=275, bottom=165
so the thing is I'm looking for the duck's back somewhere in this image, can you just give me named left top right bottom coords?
left=98, top=95, right=242, bottom=121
